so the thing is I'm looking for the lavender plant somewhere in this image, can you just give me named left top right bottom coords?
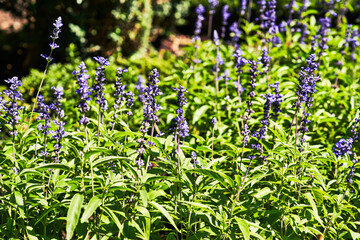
left=221, top=5, right=231, bottom=38
left=30, top=17, right=63, bottom=124
left=112, top=67, right=128, bottom=126
left=36, top=95, right=51, bottom=158
left=50, top=87, right=66, bottom=161
left=73, top=62, right=92, bottom=127
left=2, top=77, right=23, bottom=162
left=93, top=56, right=110, bottom=144
left=137, top=69, right=162, bottom=168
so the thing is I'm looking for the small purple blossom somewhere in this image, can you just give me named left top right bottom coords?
left=212, top=117, right=217, bottom=125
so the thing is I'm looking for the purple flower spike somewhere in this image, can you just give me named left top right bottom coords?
left=73, top=62, right=92, bottom=125
left=221, top=5, right=231, bottom=38
left=171, top=86, right=189, bottom=142
left=113, top=67, right=128, bottom=119
left=2, top=76, right=23, bottom=136
left=193, top=4, right=205, bottom=46
left=93, top=56, right=110, bottom=112
left=333, top=138, right=354, bottom=157
left=50, top=87, right=66, bottom=156
left=41, top=17, right=63, bottom=62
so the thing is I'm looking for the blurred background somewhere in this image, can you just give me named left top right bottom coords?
left=0, top=0, right=359, bottom=84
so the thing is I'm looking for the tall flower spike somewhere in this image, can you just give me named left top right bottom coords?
left=344, top=25, right=359, bottom=61
left=221, top=5, right=231, bottom=38
left=3, top=77, right=23, bottom=136
left=113, top=67, right=128, bottom=122
left=240, top=0, right=247, bottom=16
left=193, top=4, right=205, bottom=48
left=73, top=62, right=92, bottom=125
left=93, top=56, right=110, bottom=112
left=41, top=17, right=63, bottom=62
left=312, top=17, right=331, bottom=59
left=136, top=75, right=146, bottom=104
left=229, top=22, right=242, bottom=49
left=293, top=54, right=321, bottom=151
left=50, top=87, right=67, bottom=158
left=171, top=86, right=189, bottom=143
left=126, top=91, right=135, bottom=116
left=36, top=95, right=51, bottom=157
left=136, top=69, right=162, bottom=167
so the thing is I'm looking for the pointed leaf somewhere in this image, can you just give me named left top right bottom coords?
left=235, top=218, right=250, bottom=240
left=149, top=201, right=180, bottom=232
left=81, top=196, right=101, bottom=223
left=66, top=194, right=84, bottom=240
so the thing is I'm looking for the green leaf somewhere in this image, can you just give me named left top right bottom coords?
left=304, top=192, right=324, bottom=227
left=14, top=191, right=25, bottom=218
left=235, top=218, right=250, bottom=240
left=81, top=196, right=101, bottom=223
left=192, top=105, right=209, bottom=124
left=101, top=206, right=123, bottom=232
left=253, top=187, right=272, bottom=199
left=92, top=156, right=126, bottom=168
left=35, top=163, right=70, bottom=171
left=34, top=203, right=62, bottom=225
left=180, top=201, right=216, bottom=216
left=149, top=201, right=180, bottom=232
left=66, top=194, right=84, bottom=240
left=187, top=168, right=234, bottom=189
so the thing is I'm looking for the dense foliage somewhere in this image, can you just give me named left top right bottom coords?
left=0, top=0, right=360, bottom=239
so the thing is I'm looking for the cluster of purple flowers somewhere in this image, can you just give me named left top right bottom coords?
left=125, top=91, right=134, bottom=116
left=229, top=22, right=241, bottom=48
left=209, top=0, right=219, bottom=14
left=171, top=86, right=189, bottom=142
left=193, top=4, right=205, bottom=47
left=294, top=54, right=321, bottom=147
left=142, top=69, right=162, bottom=130
left=136, top=75, right=146, bottom=104
left=240, top=0, right=247, bottom=16
left=50, top=87, right=67, bottom=157
left=36, top=95, right=51, bottom=156
left=136, top=69, right=162, bottom=167
left=257, top=0, right=280, bottom=44
left=253, top=83, right=282, bottom=141
left=344, top=25, right=359, bottom=61
left=312, top=17, right=331, bottom=58
left=2, top=77, right=23, bottom=136
left=260, top=48, right=271, bottom=73
left=113, top=67, right=129, bottom=120
left=73, top=62, right=92, bottom=125
left=242, top=60, right=259, bottom=147
left=221, top=5, right=231, bottom=38
left=333, top=138, right=354, bottom=157
left=93, top=56, right=110, bottom=112
left=41, top=17, right=63, bottom=62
